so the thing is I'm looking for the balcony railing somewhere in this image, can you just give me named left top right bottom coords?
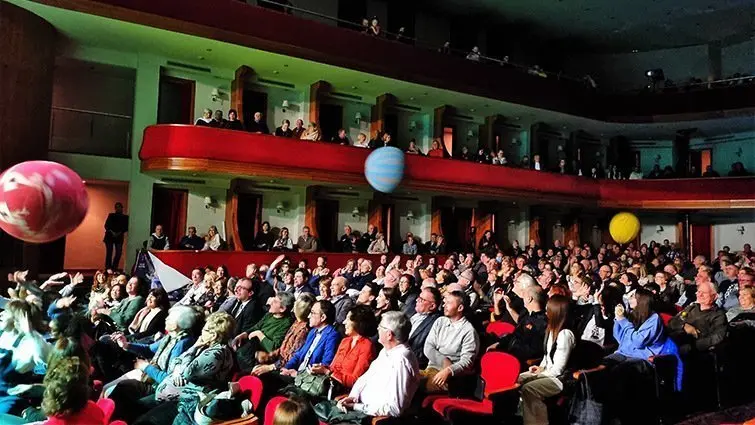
left=50, top=106, right=132, bottom=158
left=69, top=0, right=755, bottom=120
left=254, top=0, right=585, bottom=85
left=139, top=125, right=755, bottom=210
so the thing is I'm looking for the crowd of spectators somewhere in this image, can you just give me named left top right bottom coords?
left=146, top=225, right=226, bottom=252
left=1, top=232, right=754, bottom=424
left=640, top=72, right=755, bottom=94
left=194, top=108, right=753, bottom=184
left=259, top=0, right=755, bottom=96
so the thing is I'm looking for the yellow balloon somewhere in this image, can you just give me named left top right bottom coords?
left=609, top=212, right=641, bottom=244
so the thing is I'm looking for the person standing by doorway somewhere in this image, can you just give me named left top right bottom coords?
left=104, top=202, right=129, bottom=271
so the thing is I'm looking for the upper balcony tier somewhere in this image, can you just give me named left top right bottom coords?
left=41, top=0, right=755, bottom=122
left=140, top=125, right=755, bottom=210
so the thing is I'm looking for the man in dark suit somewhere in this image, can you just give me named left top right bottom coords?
left=407, top=287, right=442, bottom=369
left=228, top=277, right=261, bottom=337
left=292, top=269, right=315, bottom=299
left=103, top=202, right=128, bottom=271
left=247, top=112, right=270, bottom=134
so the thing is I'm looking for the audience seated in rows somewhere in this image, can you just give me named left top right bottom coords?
left=1, top=238, right=755, bottom=424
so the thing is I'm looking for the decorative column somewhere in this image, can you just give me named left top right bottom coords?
left=483, top=115, right=504, bottom=153
left=370, top=93, right=396, bottom=137
left=529, top=208, right=543, bottom=247
left=473, top=202, right=496, bottom=254
left=305, top=186, right=320, bottom=241
left=230, top=65, right=254, bottom=123
left=224, top=180, right=242, bottom=251
left=308, top=80, right=332, bottom=125
left=126, top=53, right=161, bottom=268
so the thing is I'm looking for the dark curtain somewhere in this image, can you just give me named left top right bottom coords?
left=691, top=224, right=712, bottom=259
left=238, top=193, right=263, bottom=250
left=151, top=187, right=188, bottom=248
left=529, top=217, right=542, bottom=246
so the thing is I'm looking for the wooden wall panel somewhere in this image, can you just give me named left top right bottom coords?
left=304, top=186, right=319, bottom=239
left=529, top=216, right=542, bottom=247
left=0, top=3, right=56, bottom=275
left=367, top=200, right=384, bottom=235
left=225, top=180, right=242, bottom=251
left=230, top=65, right=254, bottom=124
left=308, top=80, right=331, bottom=125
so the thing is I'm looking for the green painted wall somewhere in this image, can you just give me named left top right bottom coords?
left=125, top=54, right=160, bottom=266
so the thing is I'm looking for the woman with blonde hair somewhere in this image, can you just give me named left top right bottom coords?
left=202, top=226, right=224, bottom=251
left=300, top=122, right=321, bottom=141
left=273, top=227, right=295, bottom=252
left=88, top=271, right=112, bottom=314
left=633, top=263, right=649, bottom=286
left=133, top=312, right=236, bottom=425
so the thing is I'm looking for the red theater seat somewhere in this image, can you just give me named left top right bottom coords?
left=431, top=352, right=520, bottom=419
left=485, top=321, right=516, bottom=337
left=238, top=375, right=264, bottom=412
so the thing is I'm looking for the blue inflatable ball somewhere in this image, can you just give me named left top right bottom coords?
left=364, top=147, right=405, bottom=193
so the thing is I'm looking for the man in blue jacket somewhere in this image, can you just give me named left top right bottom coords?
left=280, top=299, right=341, bottom=375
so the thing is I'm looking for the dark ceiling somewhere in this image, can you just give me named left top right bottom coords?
left=423, top=0, right=755, bottom=52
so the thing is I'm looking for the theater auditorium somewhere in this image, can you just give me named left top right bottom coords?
left=0, top=0, right=754, bottom=424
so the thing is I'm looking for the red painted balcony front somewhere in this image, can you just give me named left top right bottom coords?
left=140, top=125, right=755, bottom=210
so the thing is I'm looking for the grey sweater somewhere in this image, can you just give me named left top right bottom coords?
left=423, top=316, right=479, bottom=375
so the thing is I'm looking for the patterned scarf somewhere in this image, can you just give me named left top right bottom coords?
left=152, top=331, right=188, bottom=372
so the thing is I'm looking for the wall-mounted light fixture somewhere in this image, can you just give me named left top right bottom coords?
left=354, top=112, right=362, bottom=125
left=736, top=147, right=743, bottom=157
left=406, top=210, right=415, bottom=221
left=210, top=88, right=224, bottom=103
left=275, top=201, right=286, bottom=214
left=351, top=207, right=361, bottom=218
left=737, top=225, right=746, bottom=235
left=467, top=129, right=475, bottom=139
left=656, top=225, right=664, bottom=234
left=409, top=121, right=418, bottom=132
left=554, top=220, right=563, bottom=228
left=204, top=196, right=217, bottom=210
left=282, top=100, right=290, bottom=112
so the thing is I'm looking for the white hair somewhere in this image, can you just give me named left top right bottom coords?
left=516, top=273, right=537, bottom=289
left=380, top=311, right=411, bottom=343
left=168, top=305, right=200, bottom=331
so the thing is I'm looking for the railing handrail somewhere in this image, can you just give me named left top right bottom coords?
left=255, top=0, right=583, bottom=83
left=52, top=105, right=133, bottom=120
